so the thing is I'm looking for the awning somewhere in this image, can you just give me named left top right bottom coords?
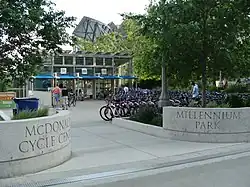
left=80, top=75, right=101, bottom=79
left=119, top=76, right=137, bottom=79
left=33, top=75, right=54, bottom=79
left=58, top=75, right=77, bottom=79
left=101, top=75, right=121, bottom=80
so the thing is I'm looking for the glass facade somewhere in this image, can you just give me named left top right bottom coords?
left=54, top=56, right=63, bottom=65
left=53, top=67, right=74, bottom=75
left=75, top=67, right=94, bottom=75
left=64, top=56, right=73, bottom=65
left=39, top=65, right=52, bottom=74
left=95, top=57, right=103, bottom=66
left=86, top=57, right=93, bottom=65
left=105, top=58, right=112, bottom=66
left=37, top=53, right=132, bottom=99
left=76, top=57, right=84, bottom=65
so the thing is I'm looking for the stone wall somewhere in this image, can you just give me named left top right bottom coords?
left=163, top=107, right=250, bottom=143
left=0, top=110, right=71, bottom=178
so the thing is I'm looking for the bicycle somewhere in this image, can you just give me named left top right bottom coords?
left=99, top=100, right=125, bottom=121
left=189, top=96, right=202, bottom=107
left=68, top=93, right=76, bottom=107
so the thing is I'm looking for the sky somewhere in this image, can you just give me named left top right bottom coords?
left=53, top=0, right=150, bottom=34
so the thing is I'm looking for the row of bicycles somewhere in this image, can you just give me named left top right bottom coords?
left=99, top=98, right=158, bottom=121
left=98, top=89, right=231, bottom=121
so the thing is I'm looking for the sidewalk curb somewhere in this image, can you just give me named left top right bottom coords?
left=5, top=143, right=250, bottom=187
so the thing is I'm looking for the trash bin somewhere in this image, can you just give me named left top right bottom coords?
left=13, top=97, right=39, bottom=111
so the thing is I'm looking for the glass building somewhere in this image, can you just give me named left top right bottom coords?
left=35, top=50, right=135, bottom=99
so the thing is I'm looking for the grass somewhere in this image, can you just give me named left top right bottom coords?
left=12, top=107, right=49, bottom=120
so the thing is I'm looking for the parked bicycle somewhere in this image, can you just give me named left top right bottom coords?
left=68, top=92, right=76, bottom=107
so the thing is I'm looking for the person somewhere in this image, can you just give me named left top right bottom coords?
left=52, top=84, right=61, bottom=108
left=223, top=78, right=228, bottom=89
left=61, top=85, right=69, bottom=109
left=191, top=81, right=199, bottom=100
left=123, top=85, right=129, bottom=93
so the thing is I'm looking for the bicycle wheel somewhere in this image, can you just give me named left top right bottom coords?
left=104, top=107, right=114, bottom=121
left=114, top=106, right=125, bottom=118
left=72, top=97, right=76, bottom=107
left=118, top=107, right=126, bottom=117
left=99, top=106, right=110, bottom=121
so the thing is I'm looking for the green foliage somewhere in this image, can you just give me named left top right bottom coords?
left=12, top=107, right=49, bottom=120
left=244, top=97, right=250, bottom=107
left=150, top=115, right=163, bottom=126
left=75, top=19, right=160, bottom=80
left=206, top=101, right=230, bottom=108
left=125, top=0, right=250, bottom=106
left=0, top=0, right=76, bottom=85
left=130, top=106, right=162, bottom=127
left=224, top=84, right=249, bottom=93
left=226, top=95, right=245, bottom=108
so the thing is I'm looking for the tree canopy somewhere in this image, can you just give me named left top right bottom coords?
left=76, top=0, right=250, bottom=95
left=75, top=19, right=160, bottom=80
left=0, top=0, right=75, bottom=85
left=124, top=0, right=250, bottom=105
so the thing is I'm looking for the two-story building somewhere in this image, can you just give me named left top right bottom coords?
left=34, top=50, right=135, bottom=99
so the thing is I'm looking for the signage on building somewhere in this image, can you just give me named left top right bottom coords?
left=101, top=69, right=107, bottom=75
left=82, top=68, right=87, bottom=75
left=60, top=68, right=67, bottom=74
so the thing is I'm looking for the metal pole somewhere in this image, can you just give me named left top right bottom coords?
left=158, top=56, right=170, bottom=107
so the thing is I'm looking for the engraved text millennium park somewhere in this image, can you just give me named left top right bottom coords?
left=176, top=110, right=241, bottom=130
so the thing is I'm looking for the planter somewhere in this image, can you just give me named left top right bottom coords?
left=163, top=107, right=250, bottom=143
left=112, top=118, right=168, bottom=139
left=0, top=110, right=71, bottom=178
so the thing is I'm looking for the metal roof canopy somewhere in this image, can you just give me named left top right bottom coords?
left=73, top=16, right=114, bottom=42
left=60, top=50, right=131, bottom=58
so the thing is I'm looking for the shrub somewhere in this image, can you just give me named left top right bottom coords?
left=150, top=115, right=163, bottom=126
left=226, top=95, right=245, bottom=108
left=206, top=101, right=230, bottom=108
left=208, top=85, right=222, bottom=92
left=206, top=101, right=218, bottom=108
left=244, top=97, right=250, bottom=107
left=130, top=106, right=162, bottom=127
left=224, top=84, right=248, bottom=93
left=217, top=103, right=230, bottom=108
left=12, top=107, right=49, bottom=120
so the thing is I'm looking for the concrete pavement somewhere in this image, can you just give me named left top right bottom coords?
left=1, top=101, right=250, bottom=187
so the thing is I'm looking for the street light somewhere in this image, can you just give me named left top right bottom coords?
left=158, top=57, right=170, bottom=108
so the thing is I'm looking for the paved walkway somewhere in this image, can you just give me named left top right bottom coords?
left=0, top=101, right=248, bottom=186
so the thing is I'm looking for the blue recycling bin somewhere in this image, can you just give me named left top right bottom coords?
left=13, top=97, right=39, bottom=111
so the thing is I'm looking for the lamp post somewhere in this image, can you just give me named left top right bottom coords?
left=158, top=56, right=170, bottom=107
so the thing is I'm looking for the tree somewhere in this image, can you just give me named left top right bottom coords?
left=75, top=19, right=161, bottom=80
left=0, top=0, right=75, bottom=86
left=126, top=0, right=250, bottom=106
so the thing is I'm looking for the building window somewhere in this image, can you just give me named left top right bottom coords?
left=76, top=57, right=84, bottom=65
left=64, top=56, right=73, bottom=65
left=105, top=58, right=112, bottom=66
left=40, top=65, right=52, bottom=74
left=107, top=68, right=113, bottom=75
left=54, top=56, right=63, bottom=64
left=95, top=67, right=102, bottom=74
left=96, top=57, right=103, bottom=66
left=43, top=57, right=52, bottom=65
left=86, top=57, right=93, bottom=65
